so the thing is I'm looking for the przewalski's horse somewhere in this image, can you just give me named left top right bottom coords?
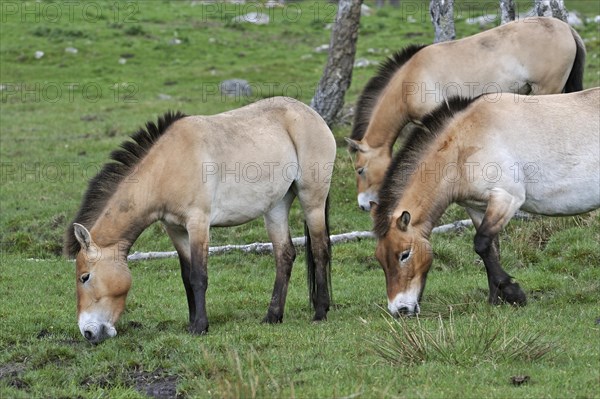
left=64, top=97, right=336, bottom=343
left=372, top=88, right=599, bottom=316
left=347, top=17, right=586, bottom=211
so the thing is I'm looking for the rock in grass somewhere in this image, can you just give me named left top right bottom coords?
left=510, top=375, right=530, bottom=386
left=220, top=79, right=252, bottom=97
left=231, top=12, right=270, bottom=25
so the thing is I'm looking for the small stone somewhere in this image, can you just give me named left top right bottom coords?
left=567, top=14, right=582, bottom=26
left=65, top=47, right=78, bottom=54
left=34, top=51, right=44, bottom=59
left=354, top=58, right=377, bottom=68
left=220, top=79, right=252, bottom=97
left=232, top=12, right=269, bottom=25
left=510, top=375, right=530, bottom=386
left=118, top=58, right=127, bottom=65
left=361, top=4, right=372, bottom=16
left=314, top=44, right=329, bottom=53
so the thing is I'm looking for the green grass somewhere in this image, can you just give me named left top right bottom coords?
left=1, top=1, right=599, bottom=398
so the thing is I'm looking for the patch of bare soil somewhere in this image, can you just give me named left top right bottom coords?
left=130, top=369, right=180, bottom=399
left=0, top=362, right=29, bottom=390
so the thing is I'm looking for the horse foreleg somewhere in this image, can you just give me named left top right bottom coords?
left=187, top=223, right=210, bottom=335
left=263, top=191, right=296, bottom=324
left=164, top=225, right=196, bottom=324
left=469, top=190, right=527, bottom=306
left=474, top=232, right=525, bottom=306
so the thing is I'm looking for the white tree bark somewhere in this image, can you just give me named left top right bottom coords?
left=429, top=0, right=455, bottom=43
left=500, top=0, right=515, bottom=24
left=534, top=0, right=568, bottom=22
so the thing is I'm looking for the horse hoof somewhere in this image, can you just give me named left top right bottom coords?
left=312, top=311, right=328, bottom=322
left=262, top=314, right=283, bottom=324
left=189, top=323, right=209, bottom=335
left=501, top=282, right=527, bottom=306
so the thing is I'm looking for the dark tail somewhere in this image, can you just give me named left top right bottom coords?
left=305, top=196, right=332, bottom=310
left=564, top=27, right=586, bottom=93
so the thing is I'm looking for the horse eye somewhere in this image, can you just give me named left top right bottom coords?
left=80, top=273, right=90, bottom=284
left=357, top=167, right=365, bottom=176
left=400, top=250, right=411, bottom=262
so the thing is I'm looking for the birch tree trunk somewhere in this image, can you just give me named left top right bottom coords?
left=310, top=0, right=362, bottom=126
left=534, top=0, right=568, bottom=22
left=500, top=0, right=515, bottom=24
left=429, top=0, right=455, bottom=43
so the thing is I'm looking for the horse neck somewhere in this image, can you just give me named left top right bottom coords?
left=363, top=71, right=411, bottom=149
left=400, top=153, right=457, bottom=237
left=89, top=180, right=159, bottom=255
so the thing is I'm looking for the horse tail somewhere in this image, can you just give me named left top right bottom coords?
left=305, top=195, right=332, bottom=310
left=563, top=26, right=586, bottom=93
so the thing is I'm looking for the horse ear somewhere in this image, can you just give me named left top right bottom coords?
left=73, top=223, right=93, bottom=250
left=345, top=138, right=366, bottom=153
left=396, top=211, right=411, bottom=231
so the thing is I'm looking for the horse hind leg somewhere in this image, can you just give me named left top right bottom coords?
left=263, top=190, right=297, bottom=324
left=298, top=192, right=331, bottom=322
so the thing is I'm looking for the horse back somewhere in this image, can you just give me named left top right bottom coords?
left=138, top=97, right=334, bottom=225
left=402, top=17, right=577, bottom=109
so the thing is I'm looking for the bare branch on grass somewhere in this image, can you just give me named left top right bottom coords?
left=127, top=219, right=474, bottom=261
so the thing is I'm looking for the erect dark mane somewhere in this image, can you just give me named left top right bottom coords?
left=64, top=111, right=188, bottom=257
left=372, top=96, right=480, bottom=237
left=349, top=44, right=428, bottom=149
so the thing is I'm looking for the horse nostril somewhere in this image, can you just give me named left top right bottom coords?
left=397, top=306, right=410, bottom=315
left=84, top=330, right=94, bottom=341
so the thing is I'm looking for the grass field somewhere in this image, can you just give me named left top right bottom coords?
left=1, top=1, right=599, bottom=398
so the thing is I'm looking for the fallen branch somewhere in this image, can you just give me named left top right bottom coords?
left=127, top=219, right=473, bottom=261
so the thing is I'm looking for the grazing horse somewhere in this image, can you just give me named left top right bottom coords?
left=347, top=17, right=586, bottom=211
left=372, top=88, right=599, bottom=316
left=64, top=97, right=336, bottom=343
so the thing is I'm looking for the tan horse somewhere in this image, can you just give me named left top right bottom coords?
left=372, top=88, right=599, bottom=315
left=347, top=17, right=586, bottom=211
left=64, top=97, right=336, bottom=343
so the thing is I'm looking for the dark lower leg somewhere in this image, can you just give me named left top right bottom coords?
left=264, top=240, right=296, bottom=324
left=189, top=243, right=209, bottom=334
left=475, top=233, right=526, bottom=306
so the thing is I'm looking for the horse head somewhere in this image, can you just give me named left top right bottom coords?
left=346, top=138, right=391, bottom=211
left=73, top=223, right=131, bottom=344
left=374, top=210, right=432, bottom=316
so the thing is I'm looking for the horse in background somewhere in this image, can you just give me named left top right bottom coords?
left=347, top=17, right=586, bottom=211
left=372, top=88, right=599, bottom=315
left=65, top=97, right=336, bottom=343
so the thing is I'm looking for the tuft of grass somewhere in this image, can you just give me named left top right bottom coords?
left=369, top=311, right=555, bottom=366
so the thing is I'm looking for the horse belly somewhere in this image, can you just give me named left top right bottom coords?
left=208, top=171, right=293, bottom=227
left=523, top=181, right=600, bottom=216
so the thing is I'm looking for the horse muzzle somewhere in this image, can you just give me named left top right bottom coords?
left=388, top=302, right=420, bottom=317
left=79, top=313, right=117, bottom=344
left=388, top=291, right=421, bottom=316
left=357, top=191, right=378, bottom=212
